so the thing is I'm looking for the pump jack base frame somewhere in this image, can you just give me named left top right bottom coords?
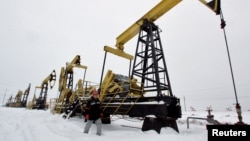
left=102, top=96, right=182, bottom=133
left=142, top=117, right=179, bottom=134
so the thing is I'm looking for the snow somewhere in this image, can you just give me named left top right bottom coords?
left=0, top=107, right=249, bottom=141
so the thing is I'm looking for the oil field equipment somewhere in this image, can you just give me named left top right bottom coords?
left=5, top=83, right=31, bottom=108
left=98, top=0, right=183, bottom=133
left=53, top=55, right=88, bottom=114
left=99, top=0, right=230, bottom=133
left=32, top=70, right=56, bottom=109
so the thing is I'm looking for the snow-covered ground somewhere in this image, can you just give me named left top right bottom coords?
left=0, top=107, right=249, bottom=141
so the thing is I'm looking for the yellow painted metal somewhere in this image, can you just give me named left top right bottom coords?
left=99, top=69, right=115, bottom=101
left=105, top=0, right=182, bottom=60
left=55, top=55, right=88, bottom=114
left=66, top=55, right=88, bottom=71
left=104, top=45, right=134, bottom=60
left=198, top=0, right=220, bottom=15
left=115, top=0, right=182, bottom=51
left=42, top=69, right=56, bottom=89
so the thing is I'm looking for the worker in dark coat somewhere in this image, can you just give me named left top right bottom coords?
left=84, top=89, right=103, bottom=136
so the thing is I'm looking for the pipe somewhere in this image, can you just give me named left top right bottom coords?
left=187, top=117, right=207, bottom=129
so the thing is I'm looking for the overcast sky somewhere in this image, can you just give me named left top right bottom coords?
left=0, top=0, right=249, bottom=111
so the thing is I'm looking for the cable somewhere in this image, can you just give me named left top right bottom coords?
left=219, top=8, right=246, bottom=125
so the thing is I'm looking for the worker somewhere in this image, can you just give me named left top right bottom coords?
left=84, top=89, right=103, bottom=136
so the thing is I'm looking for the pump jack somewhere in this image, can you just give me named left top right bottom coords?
left=99, top=0, right=182, bottom=133
left=5, top=83, right=31, bottom=108
left=20, top=83, right=31, bottom=107
left=61, top=0, right=246, bottom=133
left=54, top=55, right=88, bottom=114
left=32, top=70, right=56, bottom=110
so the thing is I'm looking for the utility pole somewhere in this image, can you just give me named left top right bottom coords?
left=183, top=96, right=186, bottom=111
left=2, top=89, right=7, bottom=106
